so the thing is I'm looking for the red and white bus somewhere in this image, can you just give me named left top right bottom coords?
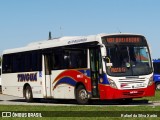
left=2, top=33, right=155, bottom=104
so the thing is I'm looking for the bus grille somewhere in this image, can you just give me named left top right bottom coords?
left=118, top=77, right=147, bottom=89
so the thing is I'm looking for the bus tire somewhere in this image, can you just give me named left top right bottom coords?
left=76, top=85, right=88, bottom=104
left=156, top=82, right=160, bottom=90
left=24, top=86, right=33, bottom=102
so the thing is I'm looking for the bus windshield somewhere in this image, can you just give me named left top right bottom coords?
left=102, top=36, right=152, bottom=76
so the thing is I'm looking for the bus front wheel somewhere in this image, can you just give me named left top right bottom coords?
left=24, top=86, right=33, bottom=102
left=76, top=85, right=88, bottom=104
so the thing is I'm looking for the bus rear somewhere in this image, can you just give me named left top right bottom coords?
left=99, top=34, right=155, bottom=100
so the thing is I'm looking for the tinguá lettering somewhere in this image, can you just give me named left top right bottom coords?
left=18, top=73, right=37, bottom=82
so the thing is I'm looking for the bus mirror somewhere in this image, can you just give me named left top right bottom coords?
left=101, top=46, right=107, bottom=57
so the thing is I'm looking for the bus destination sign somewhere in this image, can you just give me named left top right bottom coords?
left=106, top=37, right=141, bottom=43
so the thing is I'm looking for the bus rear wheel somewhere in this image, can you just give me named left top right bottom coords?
left=76, top=85, right=88, bottom=104
left=24, top=86, right=33, bottom=102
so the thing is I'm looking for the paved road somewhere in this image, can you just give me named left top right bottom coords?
left=0, top=93, right=160, bottom=106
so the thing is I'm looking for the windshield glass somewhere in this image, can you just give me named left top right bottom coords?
left=105, top=45, right=152, bottom=76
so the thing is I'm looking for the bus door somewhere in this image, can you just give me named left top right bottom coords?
left=42, top=54, right=52, bottom=98
left=90, top=47, right=101, bottom=98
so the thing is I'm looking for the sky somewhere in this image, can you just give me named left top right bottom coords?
left=0, top=0, right=160, bottom=58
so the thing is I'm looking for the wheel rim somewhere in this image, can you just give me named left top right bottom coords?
left=156, top=84, right=160, bottom=90
left=26, top=89, right=31, bottom=100
left=79, top=89, right=87, bottom=100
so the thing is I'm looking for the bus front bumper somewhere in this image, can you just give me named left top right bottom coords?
left=98, top=83, right=155, bottom=100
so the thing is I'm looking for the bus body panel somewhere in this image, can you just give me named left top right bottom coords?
left=98, top=73, right=154, bottom=99
left=108, top=74, right=152, bottom=90
left=99, top=83, right=155, bottom=99
left=2, top=69, right=92, bottom=99
left=51, top=69, right=91, bottom=99
left=2, top=72, right=44, bottom=98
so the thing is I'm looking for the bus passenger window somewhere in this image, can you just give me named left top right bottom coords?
left=2, top=55, right=12, bottom=73
left=67, top=50, right=87, bottom=69
left=52, top=49, right=64, bottom=70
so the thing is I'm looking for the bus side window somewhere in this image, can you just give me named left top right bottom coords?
left=63, top=49, right=87, bottom=69
left=2, top=55, right=12, bottom=73
left=24, top=53, right=32, bottom=72
left=31, top=51, right=42, bottom=71
left=64, top=50, right=70, bottom=68
left=52, top=49, right=64, bottom=70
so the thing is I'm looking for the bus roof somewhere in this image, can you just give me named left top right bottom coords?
left=3, top=35, right=96, bottom=54
left=3, top=33, right=144, bottom=54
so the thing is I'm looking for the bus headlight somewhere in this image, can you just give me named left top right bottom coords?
left=148, top=76, right=154, bottom=86
left=108, top=78, right=117, bottom=89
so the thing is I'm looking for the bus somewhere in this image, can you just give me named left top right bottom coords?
left=153, top=59, right=160, bottom=90
left=1, top=33, right=155, bottom=104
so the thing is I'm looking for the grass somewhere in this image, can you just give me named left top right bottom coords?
left=0, top=91, right=160, bottom=120
left=0, top=105, right=160, bottom=111
left=135, top=90, right=160, bottom=101
left=0, top=105, right=160, bottom=120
